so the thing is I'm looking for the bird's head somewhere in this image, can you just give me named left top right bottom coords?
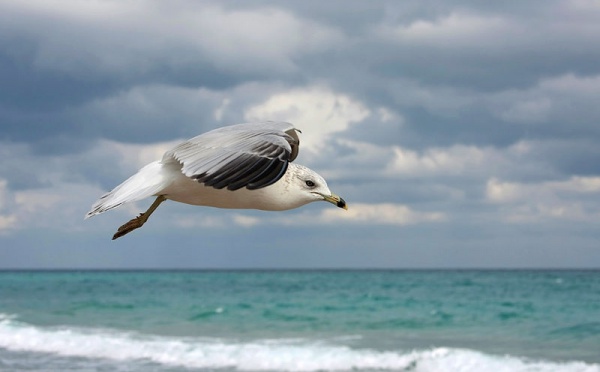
left=291, top=164, right=347, bottom=210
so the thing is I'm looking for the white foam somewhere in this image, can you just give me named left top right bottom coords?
left=0, top=314, right=598, bottom=372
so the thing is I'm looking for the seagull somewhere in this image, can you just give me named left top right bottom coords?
left=85, top=121, right=348, bottom=240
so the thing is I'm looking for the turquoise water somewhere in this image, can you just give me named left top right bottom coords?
left=0, top=270, right=598, bottom=371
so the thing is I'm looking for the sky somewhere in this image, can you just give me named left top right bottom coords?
left=1, top=0, right=600, bottom=269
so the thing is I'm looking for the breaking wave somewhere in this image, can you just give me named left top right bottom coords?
left=0, top=314, right=597, bottom=372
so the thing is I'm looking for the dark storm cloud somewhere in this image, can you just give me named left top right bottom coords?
left=0, top=0, right=326, bottom=145
left=3, top=0, right=600, bottom=150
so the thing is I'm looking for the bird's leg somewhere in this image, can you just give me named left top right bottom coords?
left=112, top=195, right=167, bottom=240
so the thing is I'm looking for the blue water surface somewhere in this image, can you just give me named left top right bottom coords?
left=0, top=270, right=598, bottom=371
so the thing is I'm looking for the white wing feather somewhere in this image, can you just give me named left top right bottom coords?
left=163, top=121, right=300, bottom=190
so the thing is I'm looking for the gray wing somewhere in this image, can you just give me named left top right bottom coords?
left=163, top=121, right=300, bottom=191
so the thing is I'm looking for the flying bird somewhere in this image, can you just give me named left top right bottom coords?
left=85, top=121, right=348, bottom=239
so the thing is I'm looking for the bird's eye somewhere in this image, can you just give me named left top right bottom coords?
left=305, top=180, right=315, bottom=187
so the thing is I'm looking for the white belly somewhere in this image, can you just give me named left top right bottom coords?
left=158, top=165, right=302, bottom=211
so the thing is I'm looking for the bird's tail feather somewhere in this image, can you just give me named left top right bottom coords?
left=85, top=161, right=167, bottom=219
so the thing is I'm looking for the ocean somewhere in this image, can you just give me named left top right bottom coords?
left=0, top=270, right=598, bottom=372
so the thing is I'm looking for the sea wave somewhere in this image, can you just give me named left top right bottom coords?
left=0, top=314, right=598, bottom=372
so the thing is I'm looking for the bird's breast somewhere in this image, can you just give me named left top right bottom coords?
left=159, top=169, right=302, bottom=211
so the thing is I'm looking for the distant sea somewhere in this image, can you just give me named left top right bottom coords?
left=0, top=270, right=598, bottom=372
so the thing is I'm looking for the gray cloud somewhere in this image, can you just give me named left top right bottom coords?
left=1, top=0, right=599, bottom=268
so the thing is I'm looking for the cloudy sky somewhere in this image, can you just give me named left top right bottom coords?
left=1, top=0, right=599, bottom=269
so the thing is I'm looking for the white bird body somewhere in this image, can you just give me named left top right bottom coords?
left=86, top=121, right=347, bottom=239
left=159, top=161, right=316, bottom=211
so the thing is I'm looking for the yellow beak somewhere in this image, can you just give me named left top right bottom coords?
left=322, top=193, right=348, bottom=210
